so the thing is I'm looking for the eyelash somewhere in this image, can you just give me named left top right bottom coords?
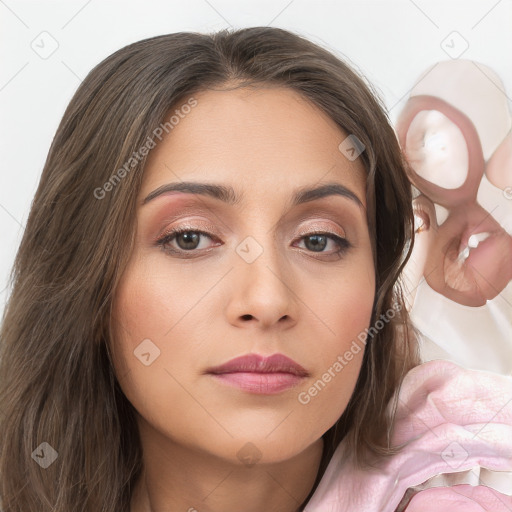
left=155, top=226, right=351, bottom=259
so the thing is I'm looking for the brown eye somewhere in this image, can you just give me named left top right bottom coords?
left=156, top=228, right=219, bottom=256
left=295, top=232, right=351, bottom=255
left=174, top=231, right=201, bottom=250
left=304, top=234, right=328, bottom=252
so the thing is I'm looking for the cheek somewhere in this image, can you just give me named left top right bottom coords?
left=108, top=265, right=200, bottom=442
left=109, top=253, right=234, bottom=435
left=313, top=246, right=375, bottom=359
left=110, top=252, right=215, bottom=367
left=298, top=265, right=374, bottom=434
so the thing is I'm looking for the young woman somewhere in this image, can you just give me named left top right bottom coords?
left=0, top=27, right=510, bottom=512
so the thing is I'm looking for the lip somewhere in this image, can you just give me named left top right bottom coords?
left=425, top=204, right=512, bottom=305
left=206, top=353, right=309, bottom=395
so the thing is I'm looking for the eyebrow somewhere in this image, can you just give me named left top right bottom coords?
left=142, top=181, right=364, bottom=209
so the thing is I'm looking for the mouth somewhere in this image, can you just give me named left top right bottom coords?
left=206, top=353, right=309, bottom=395
left=456, top=230, right=492, bottom=263
left=443, top=227, right=511, bottom=301
left=425, top=206, right=512, bottom=306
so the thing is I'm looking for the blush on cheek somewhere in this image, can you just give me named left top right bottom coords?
left=336, top=280, right=375, bottom=338
left=309, top=284, right=373, bottom=415
left=110, top=275, right=154, bottom=377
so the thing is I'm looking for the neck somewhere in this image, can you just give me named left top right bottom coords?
left=130, top=416, right=324, bottom=512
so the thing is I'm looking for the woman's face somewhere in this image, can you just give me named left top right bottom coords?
left=110, top=86, right=375, bottom=465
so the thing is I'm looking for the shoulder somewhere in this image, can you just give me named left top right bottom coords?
left=304, top=360, right=512, bottom=511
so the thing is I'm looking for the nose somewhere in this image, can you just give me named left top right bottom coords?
left=225, top=240, right=298, bottom=330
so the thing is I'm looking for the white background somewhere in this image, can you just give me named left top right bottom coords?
left=1, top=0, right=511, bottom=315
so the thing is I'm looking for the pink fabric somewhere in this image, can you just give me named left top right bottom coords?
left=304, top=359, right=512, bottom=512
left=405, top=485, right=512, bottom=511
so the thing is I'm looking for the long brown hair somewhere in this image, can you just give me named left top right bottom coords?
left=0, top=27, right=419, bottom=511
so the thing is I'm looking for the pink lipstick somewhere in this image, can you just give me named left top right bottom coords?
left=206, top=353, right=308, bottom=394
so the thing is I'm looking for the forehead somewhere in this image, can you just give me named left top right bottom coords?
left=140, top=86, right=367, bottom=207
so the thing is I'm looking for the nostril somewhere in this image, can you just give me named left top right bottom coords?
left=241, top=314, right=253, bottom=321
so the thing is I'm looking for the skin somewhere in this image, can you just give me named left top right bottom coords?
left=109, top=85, right=375, bottom=512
